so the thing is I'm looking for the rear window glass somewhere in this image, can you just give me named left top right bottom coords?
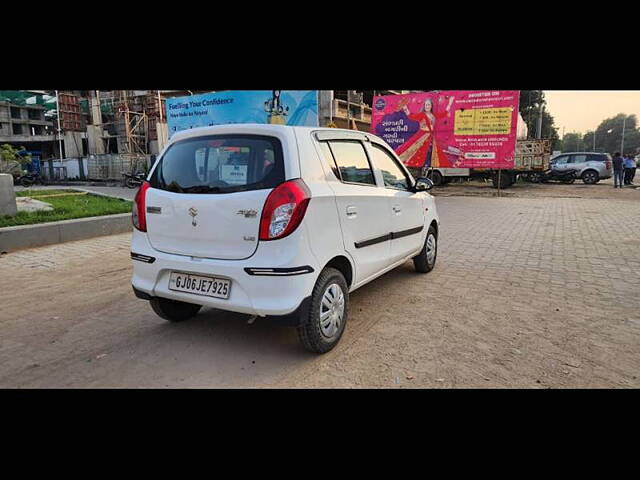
left=587, top=154, right=607, bottom=162
left=149, top=135, right=284, bottom=194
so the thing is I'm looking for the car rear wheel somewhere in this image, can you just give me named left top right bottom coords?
left=297, top=267, right=348, bottom=354
left=413, top=225, right=438, bottom=273
left=428, top=170, right=444, bottom=186
left=582, top=170, right=599, bottom=184
left=150, top=297, right=202, bottom=322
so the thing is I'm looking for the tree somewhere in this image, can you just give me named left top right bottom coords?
left=0, top=144, right=31, bottom=175
left=561, top=133, right=583, bottom=152
left=519, top=90, right=560, bottom=149
left=586, top=114, right=640, bottom=155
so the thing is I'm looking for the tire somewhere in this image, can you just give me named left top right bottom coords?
left=297, top=267, right=349, bottom=354
left=491, top=171, right=513, bottom=188
left=20, top=177, right=33, bottom=188
left=125, top=177, right=137, bottom=189
left=150, top=297, right=202, bottom=322
left=413, top=225, right=438, bottom=273
left=528, top=172, right=542, bottom=183
left=582, top=170, right=599, bottom=185
left=429, top=170, right=444, bottom=186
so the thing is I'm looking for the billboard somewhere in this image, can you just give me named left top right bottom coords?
left=371, top=90, right=520, bottom=169
left=166, top=90, right=319, bottom=137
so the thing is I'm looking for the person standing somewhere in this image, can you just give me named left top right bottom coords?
left=629, top=154, right=637, bottom=185
left=612, top=152, right=624, bottom=188
left=623, top=154, right=635, bottom=186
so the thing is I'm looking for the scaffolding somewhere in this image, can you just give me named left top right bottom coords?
left=113, top=90, right=148, bottom=155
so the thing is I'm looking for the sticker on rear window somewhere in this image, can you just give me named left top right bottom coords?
left=220, top=165, right=248, bottom=185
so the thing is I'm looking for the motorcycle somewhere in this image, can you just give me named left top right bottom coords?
left=17, top=172, right=48, bottom=187
left=538, top=168, right=577, bottom=184
left=122, top=171, right=146, bottom=189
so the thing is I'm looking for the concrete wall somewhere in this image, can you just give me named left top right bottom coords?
left=0, top=174, right=17, bottom=216
left=43, top=158, right=89, bottom=180
left=87, top=125, right=106, bottom=155
left=318, top=90, right=334, bottom=127
left=0, top=213, right=132, bottom=253
left=63, top=131, right=84, bottom=158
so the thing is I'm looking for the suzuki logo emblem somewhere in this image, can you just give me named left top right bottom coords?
left=189, top=207, right=198, bottom=227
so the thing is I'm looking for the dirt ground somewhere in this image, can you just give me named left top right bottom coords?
left=1, top=181, right=639, bottom=388
left=433, top=176, right=640, bottom=200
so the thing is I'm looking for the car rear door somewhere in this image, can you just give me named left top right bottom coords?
left=569, top=154, right=588, bottom=173
left=366, top=141, right=424, bottom=263
left=316, top=138, right=392, bottom=285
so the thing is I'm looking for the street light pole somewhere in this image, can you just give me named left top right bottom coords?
left=621, top=116, right=626, bottom=155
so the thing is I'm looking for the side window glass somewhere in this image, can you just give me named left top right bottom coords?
left=571, top=154, right=587, bottom=164
left=554, top=156, right=568, bottom=165
left=317, top=141, right=340, bottom=180
left=327, top=140, right=376, bottom=186
left=370, top=144, right=410, bottom=191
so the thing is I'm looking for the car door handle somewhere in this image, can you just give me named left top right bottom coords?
left=392, top=205, right=402, bottom=213
left=346, top=205, right=357, bottom=218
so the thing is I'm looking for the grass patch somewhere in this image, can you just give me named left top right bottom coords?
left=1, top=190, right=132, bottom=228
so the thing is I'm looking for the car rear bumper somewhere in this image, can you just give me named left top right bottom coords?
left=130, top=228, right=320, bottom=317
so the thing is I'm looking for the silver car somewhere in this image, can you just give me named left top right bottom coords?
left=550, top=152, right=613, bottom=184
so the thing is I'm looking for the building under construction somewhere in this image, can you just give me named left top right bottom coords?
left=0, top=90, right=411, bottom=180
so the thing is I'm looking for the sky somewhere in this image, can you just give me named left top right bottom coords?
left=544, top=91, right=640, bottom=136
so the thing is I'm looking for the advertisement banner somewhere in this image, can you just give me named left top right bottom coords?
left=371, top=90, right=520, bottom=169
left=166, top=90, right=319, bottom=138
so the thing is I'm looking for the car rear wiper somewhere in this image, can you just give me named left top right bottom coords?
left=182, top=185, right=222, bottom=194
left=165, top=181, right=184, bottom=193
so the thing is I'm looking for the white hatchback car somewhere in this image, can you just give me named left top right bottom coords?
left=131, top=124, right=440, bottom=353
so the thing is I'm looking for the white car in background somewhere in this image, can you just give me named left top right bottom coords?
left=131, top=124, right=440, bottom=353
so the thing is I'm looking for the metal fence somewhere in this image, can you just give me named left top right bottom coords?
left=40, top=166, right=68, bottom=180
left=87, top=154, right=148, bottom=181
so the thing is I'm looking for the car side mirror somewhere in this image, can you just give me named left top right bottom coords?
left=414, top=177, right=433, bottom=192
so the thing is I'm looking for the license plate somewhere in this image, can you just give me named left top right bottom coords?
left=169, top=272, right=231, bottom=299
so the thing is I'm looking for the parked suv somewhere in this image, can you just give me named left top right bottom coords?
left=550, top=152, right=612, bottom=184
left=130, top=124, right=440, bottom=353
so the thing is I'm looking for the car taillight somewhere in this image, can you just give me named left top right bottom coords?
left=132, top=181, right=150, bottom=232
left=259, top=179, right=311, bottom=241
left=606, top=161, right=612, bottom=169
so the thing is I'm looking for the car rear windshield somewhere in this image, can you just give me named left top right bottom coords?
left=149, top=135, right=284, bottom=194
left=587, top=154, right=609, bottom=162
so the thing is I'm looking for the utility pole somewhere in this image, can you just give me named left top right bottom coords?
left=347, top=90, right=351, bottom=130
left=536, top=103, right=544, bottom=139
left=621, top=116, right=627, bottom=154
left=54, top=90, right=63, bottom=179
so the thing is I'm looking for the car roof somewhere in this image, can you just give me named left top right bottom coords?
left=169, top=124, right=378, bottom=143
left=556, top=152, right=609, bottom=155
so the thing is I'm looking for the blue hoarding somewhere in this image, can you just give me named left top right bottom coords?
left=166, top=90, right=319, bottom=137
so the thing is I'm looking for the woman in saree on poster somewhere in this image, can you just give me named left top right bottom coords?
left=395, top=95, right=455, bottom=168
